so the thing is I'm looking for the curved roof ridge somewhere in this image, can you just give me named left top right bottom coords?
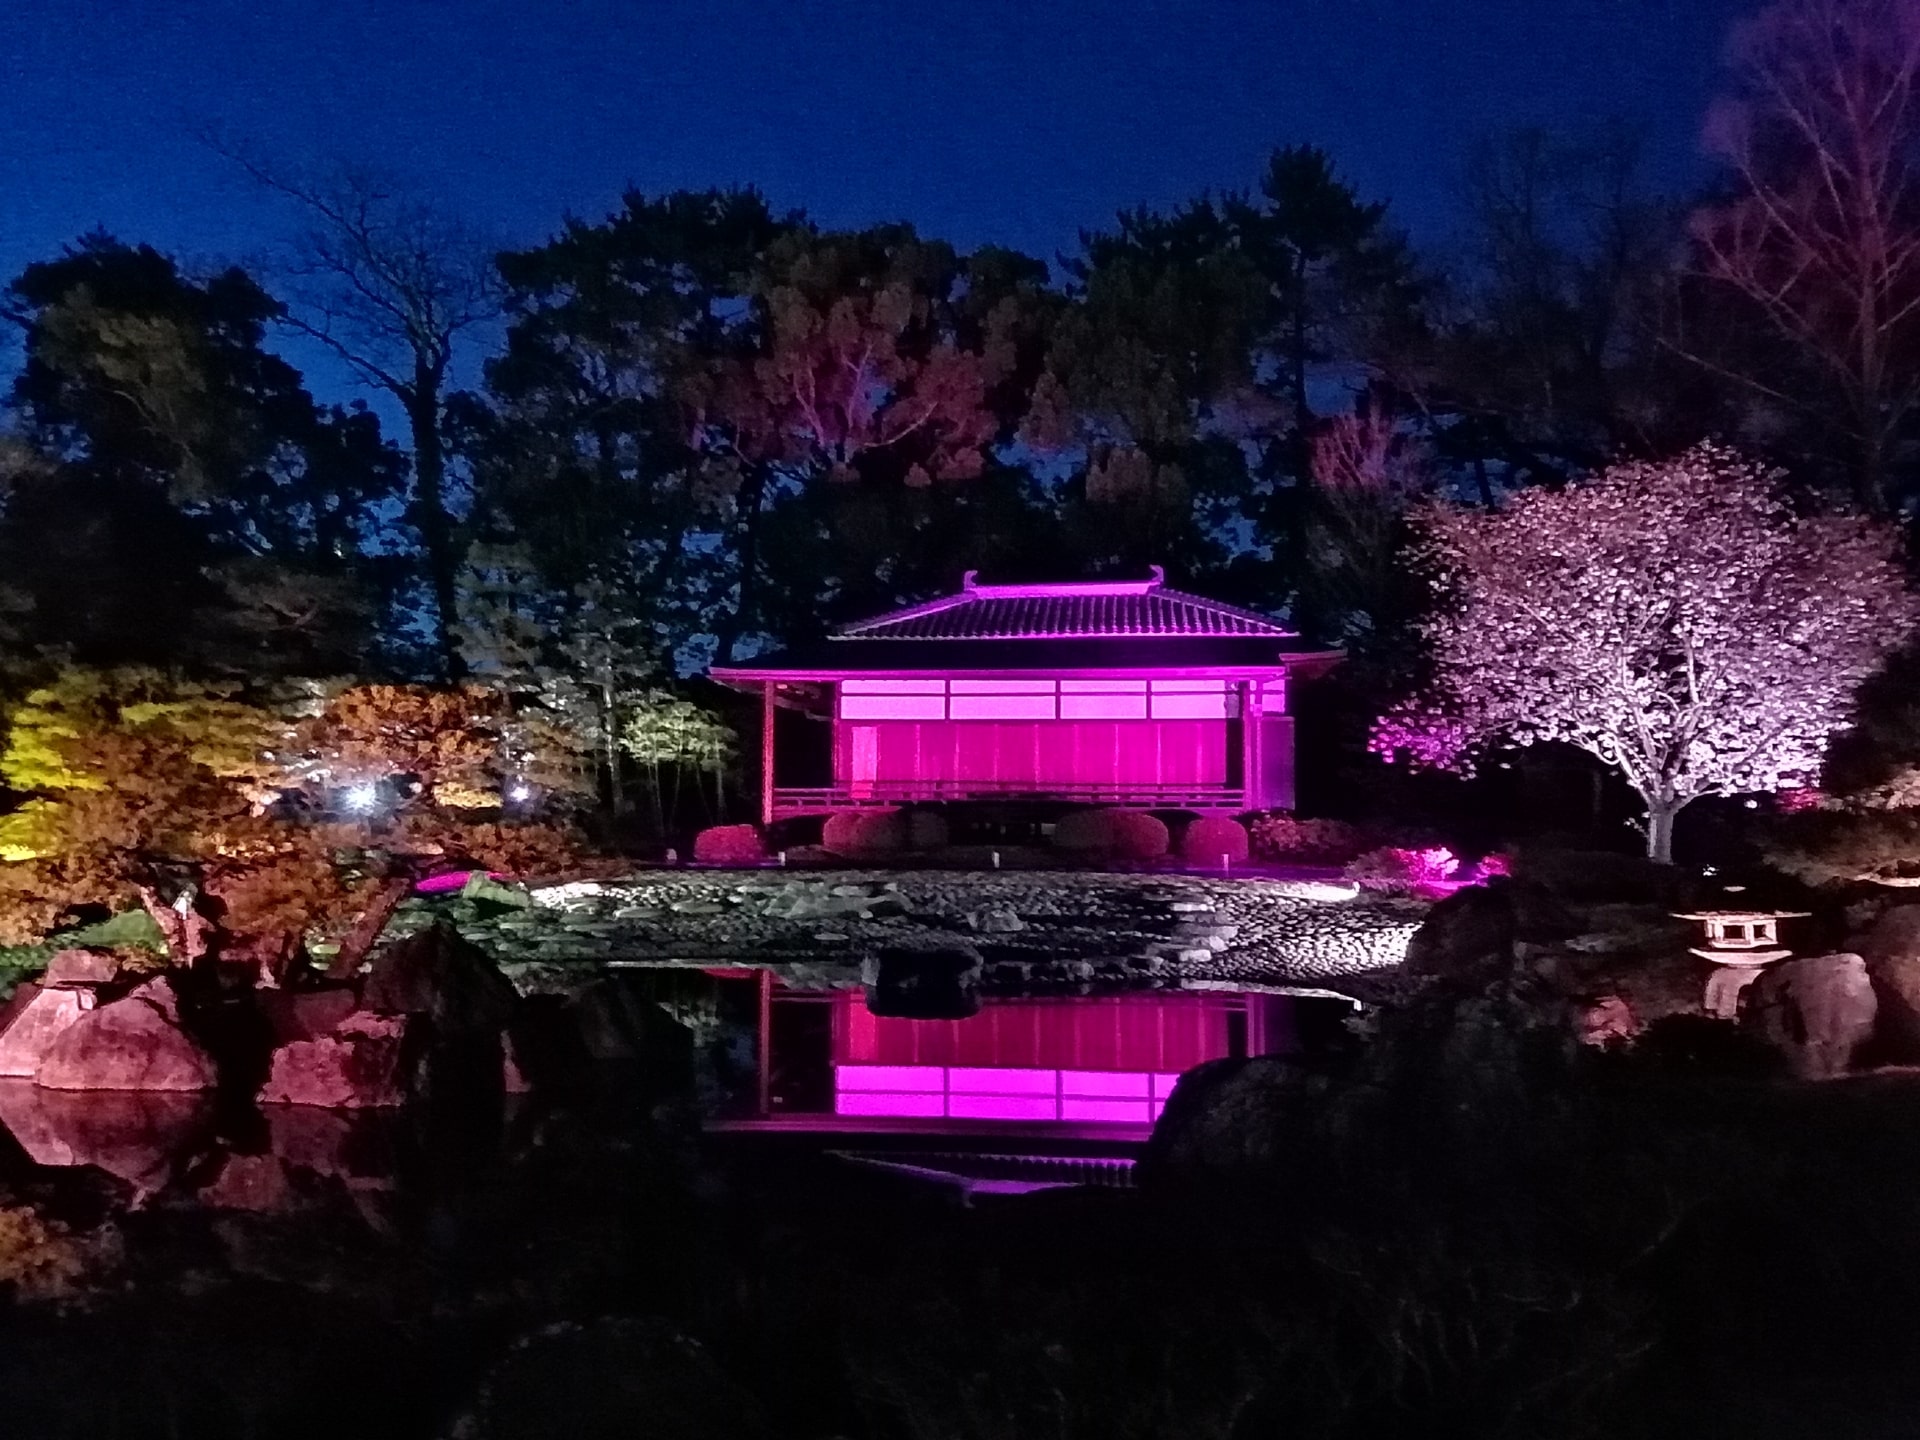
left=830, top=576, right=1296, bottom=641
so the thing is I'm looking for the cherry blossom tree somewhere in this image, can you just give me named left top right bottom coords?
left=1373, top=443, right=1920, bottom=861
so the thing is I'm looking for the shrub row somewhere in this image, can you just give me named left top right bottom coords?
left=693, top=809, right=1258, bottom=865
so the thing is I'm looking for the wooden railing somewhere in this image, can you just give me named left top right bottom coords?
left=772, top=780, right=1246, bottom=813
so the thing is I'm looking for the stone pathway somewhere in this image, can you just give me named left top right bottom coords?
left=381, top=869, right=1426, bottom=997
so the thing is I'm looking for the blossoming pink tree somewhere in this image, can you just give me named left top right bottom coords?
left=1373, top=443, right=1920, bottom=862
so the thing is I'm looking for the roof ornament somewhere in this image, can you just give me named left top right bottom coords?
left=961, top=570, right=980, bottom=591
left=1146, top=565, right=1165, bottom=589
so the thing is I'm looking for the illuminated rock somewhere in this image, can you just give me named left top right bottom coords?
left=258, top=1012, right=414, bottom=1108
left=0, top=986, right=94, bottom=1079
left=1741, top=953, right=1876, bottom=1079
left=34, top=977, right=216, bottom=1092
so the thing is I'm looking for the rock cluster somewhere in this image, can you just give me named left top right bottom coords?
left=260, top=922, right=521, bottom=1109
left=0, top=962, right=216, bottom=1093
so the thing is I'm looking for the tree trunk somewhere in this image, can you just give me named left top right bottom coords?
left=326, top=874, right=414, bottom=981
left=404, top=366, right=464, bottom=681
left=715, top=466, right=769, bottom=665
left=1289, top=262, right=1313, bottom=482
left=1644, top=798, right=1681, bottom=865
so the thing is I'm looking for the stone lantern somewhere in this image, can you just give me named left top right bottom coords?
left=1672, top=902, right=1810, bottom=1018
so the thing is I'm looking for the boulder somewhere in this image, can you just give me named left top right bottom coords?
left=1141, top=1056, right=1324, bottom=1175
left=1860, top=905, right=1920, bottom=1058
left=1179, top=816, right=1251, bottom=866
left=258, top=1011, right=416, bottom=1108
left=39, top=948, right=120, bottom=989
left=34, top=977, right=217, bottom=1092
left=863, top=944, right=984, bottom=1020
left=1578, top=995, right=1639, bottom=1047
left=360, top=922, right=517, bottom=1037
left=1404, top=880, right=1581, bottom=987
left=256, top=986, right=359, bottom=1045
left=1403, top=884, right=1515, bottom=984
left=1740, top=952, right=1877, bottom=1080
left=0, top=985, right=95, bottom=1079
left=565, top=978, right=650, bottom=1063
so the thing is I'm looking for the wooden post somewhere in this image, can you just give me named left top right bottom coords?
left=757, top=968, right=774, bottom=1118
left=760, top=680, right=776, bottom=826
left=1240, top=680, right=1260, bottom=811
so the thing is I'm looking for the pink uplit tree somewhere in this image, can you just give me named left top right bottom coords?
left=1373, top=443, right=1920, bottom=862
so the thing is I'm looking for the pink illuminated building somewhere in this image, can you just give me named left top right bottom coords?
left=711, top=569, right=1340, bottom=822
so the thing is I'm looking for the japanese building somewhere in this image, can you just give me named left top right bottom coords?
left=711, top=568, right=1339, bottom=823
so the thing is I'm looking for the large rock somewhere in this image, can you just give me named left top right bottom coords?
left=34, top=977, right=217, bottom=1092
left=1405, top=880, right=1585, bottom=987
left=1403, top=885, right=1516, bottom=983
left=1860, top=905, right=1920, bottom=1058
left=863, top=944, right=984, bottom=1020
left=1741, top=952, right=1877, bottom=1080
left=39, top=948, right=120, bottom=989
left=1141, top=1056, right=1325, bottom=1174
left=256, top=986, right=359, bottom=1045
left=258, top=1011, right=416, bottom=1108
left=0, top=985, right=95, bottom=1079
left=361, top=923, right=517, bottom=1037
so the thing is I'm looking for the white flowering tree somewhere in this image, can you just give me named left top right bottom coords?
left=1373, top=443, right=1920, bottom=861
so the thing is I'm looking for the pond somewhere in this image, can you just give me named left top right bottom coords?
left=0, top=971, right=1343, bottom=1439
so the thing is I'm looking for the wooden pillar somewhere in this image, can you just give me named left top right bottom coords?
left=1240, top=679, right=1260, bottom=811
left=760, top=680, right=776, bottom=827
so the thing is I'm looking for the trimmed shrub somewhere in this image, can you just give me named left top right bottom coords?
left=821, top=809, right=879, bottom=855
left=1345, top=845, right=1461, bottom=893
left=692, top=824, right=767, bottom=865
left=1052, top=809, right=1170, bottom=860
left=1180, top=816, right=1250, bottom=865
left=821, top=808, right=948, bottom=857
left=902, top=810, right=949, bottom=852
left=1247, top=813, right=1372, bottom=864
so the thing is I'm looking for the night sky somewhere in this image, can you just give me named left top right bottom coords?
left=4, top=0, right=1753, bottom=398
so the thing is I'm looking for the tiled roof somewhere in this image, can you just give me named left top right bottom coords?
left=836, top=570, right=1293, bottom=641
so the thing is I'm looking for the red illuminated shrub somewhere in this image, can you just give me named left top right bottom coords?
left=1053, top=809, right=1169, bottom=861
left=693, top=824, right=767, bottom=865
left=1179, top=816, right=1250, bottom=865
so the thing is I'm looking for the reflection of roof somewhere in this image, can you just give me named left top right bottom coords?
left=842, top=568, right=1294, bottom=640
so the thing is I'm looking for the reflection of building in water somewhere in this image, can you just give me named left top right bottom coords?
left=727, top=985, right=1322, bottom=1139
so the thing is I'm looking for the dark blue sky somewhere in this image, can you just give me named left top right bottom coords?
left=4, top=0, right=1751, bottom=401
